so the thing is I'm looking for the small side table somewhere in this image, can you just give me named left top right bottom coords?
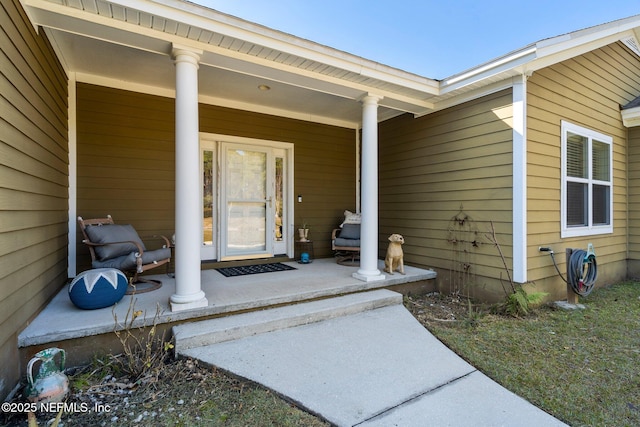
left=295, top=240, right=314, bottom=263
left=167, top=245, right=175, bottom=277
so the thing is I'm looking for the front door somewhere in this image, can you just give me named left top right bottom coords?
left=200, top=135, right=293, bottom=261
left=220, top=143, right=273, bottom=260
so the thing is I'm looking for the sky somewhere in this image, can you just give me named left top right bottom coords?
left=194, top=0, right=639, bottom=79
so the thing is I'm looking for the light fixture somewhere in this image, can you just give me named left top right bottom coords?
left=258, top=84, right=271, bottom=91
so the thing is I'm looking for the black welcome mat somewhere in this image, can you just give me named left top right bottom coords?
left=216, top=262, right=296, bottom=277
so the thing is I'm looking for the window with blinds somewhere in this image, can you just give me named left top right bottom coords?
left=561, top=121, right=613, bottom=238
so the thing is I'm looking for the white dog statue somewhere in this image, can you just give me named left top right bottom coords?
left=384, top=234, right=405, bottom=275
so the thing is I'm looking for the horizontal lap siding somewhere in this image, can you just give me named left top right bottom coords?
left=527, top=42, right=640, bottom=292
left=76, top=84, right=355, bottom=269
left=0, top=0, right=68, bottom=399
left=380, top=90, right=514, bottom=300
left=77, top=84, right=176, bottom=236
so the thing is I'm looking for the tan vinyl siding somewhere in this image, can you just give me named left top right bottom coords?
left=527, top=42, right=640, bottom=294
left=380, top=90, right=514, bottom=301
left=76, top=84, right=355, bottom=270
left=0, top=0, right=68, bottom=399
left=76, top=84, right=176, bottom=235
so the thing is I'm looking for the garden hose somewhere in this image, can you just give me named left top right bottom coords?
left=542, top=246, right=598, bottom=297
left=566, top=249, right=597, bottom=297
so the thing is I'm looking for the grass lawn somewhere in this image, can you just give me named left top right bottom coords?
left=414, top=281, right=640, bottom=426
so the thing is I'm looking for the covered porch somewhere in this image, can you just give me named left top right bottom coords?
left=18, top=259, right=436, bottom=364
left=18, top=0, right=445, bottom=314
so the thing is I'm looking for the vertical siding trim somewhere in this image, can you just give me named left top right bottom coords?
left=513, top=75, right=528, bottom=283
left=355, top=127, right=361, bottom=213
left=68, top=74, right=77, bottom=277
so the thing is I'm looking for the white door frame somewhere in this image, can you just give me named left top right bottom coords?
left=199, top=133, right=294, bottom=261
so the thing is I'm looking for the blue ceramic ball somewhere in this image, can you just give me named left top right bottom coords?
left=69, top=268, right=128, bottom=310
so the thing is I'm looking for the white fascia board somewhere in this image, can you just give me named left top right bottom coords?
left=622, top=106, right=640, bottom=128
left=22, top=0, right=173, bottom=55
left=440, top=46, right=537, bottom=94
left=536, top=15, right=640, bottom=56
left=417, top=80, right=514, bottom=117
left=531, top=31, right=635, bottom=72
left=526, top=16, right=640, bottom=72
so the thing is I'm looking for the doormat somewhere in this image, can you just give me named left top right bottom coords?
left=215, top=263, right=296, bottom=277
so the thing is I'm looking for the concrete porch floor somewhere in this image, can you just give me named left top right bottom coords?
left=19, top=259, right=436, bottom=349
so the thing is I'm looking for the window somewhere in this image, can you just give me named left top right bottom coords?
left=561, top=121, right=613, bottom=237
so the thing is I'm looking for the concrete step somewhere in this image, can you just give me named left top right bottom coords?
left=173, top=289, right=402, bottom=353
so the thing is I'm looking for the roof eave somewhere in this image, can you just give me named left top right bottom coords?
left=622, top=107, right=640, bottom=127
left=438, top=14, right=640, bottom=96
left=145, top=0, right=441, bottom=94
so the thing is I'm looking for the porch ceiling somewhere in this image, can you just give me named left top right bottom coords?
left=21, top=0, right=442, bottom=127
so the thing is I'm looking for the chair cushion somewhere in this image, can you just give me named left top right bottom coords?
left=92, top=252, right=138, bottom=271
left=92, top=248, right=171, bottom=272
left=85, top=224, right=146, bottom=261
left=140, top=247, right=171, bottom=264
left=339, top=223, right=360, bottom=239
left=334, top=237, right=360, bottom=247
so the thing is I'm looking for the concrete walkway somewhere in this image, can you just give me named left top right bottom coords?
left=174, top=290, right=567, bottom=427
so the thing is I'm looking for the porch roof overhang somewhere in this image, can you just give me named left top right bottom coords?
left=20, top=1, right=640, bottom=128
left=21, top=0, right=443, bottom=128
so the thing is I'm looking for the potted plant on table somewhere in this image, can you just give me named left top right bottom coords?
left=298, top=221, right=310, bottom=242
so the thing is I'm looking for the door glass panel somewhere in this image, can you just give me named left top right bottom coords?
left=227, top=202, right=266, bottom=252
left=203, top=150, right=214, bottom=246
left=274, top=156, right=284, bottom=243
left=227, top=149, right=266, bottom=199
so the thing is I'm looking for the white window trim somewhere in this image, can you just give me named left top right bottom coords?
left=560, top=121, right=613, bottom=238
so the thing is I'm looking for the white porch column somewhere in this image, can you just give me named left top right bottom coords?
left=170, top=44, right=208, bottom=311
left=354, top=94, right=385, bottom=282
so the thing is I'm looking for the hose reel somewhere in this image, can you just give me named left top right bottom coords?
left=566, top=244, right=597, bottom=297
left=540, top=243, right=598, bottom=299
